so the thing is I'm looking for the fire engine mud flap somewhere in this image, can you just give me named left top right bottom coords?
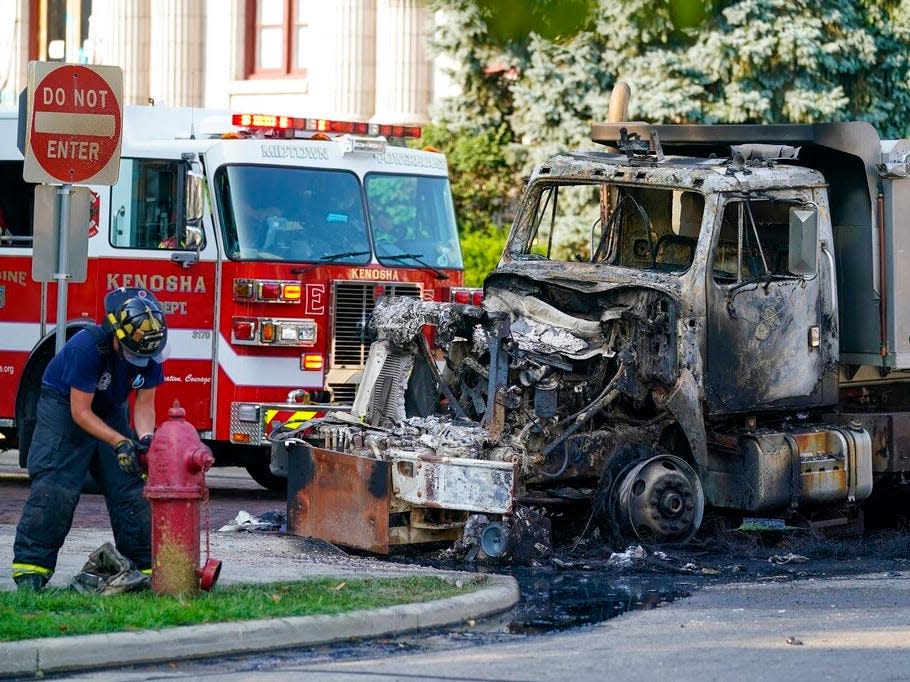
left=287, top=444, right=392, bottom=554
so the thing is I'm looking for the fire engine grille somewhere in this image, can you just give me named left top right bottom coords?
left=332, top=281, right=422, bottom=368
left=329, top=383, right=357, bottom=405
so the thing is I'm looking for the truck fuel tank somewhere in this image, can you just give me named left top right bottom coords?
left=703, top=425, right=872, bottom=512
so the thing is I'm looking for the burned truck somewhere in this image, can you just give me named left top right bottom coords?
left=275, top=99, right=910, bottom=557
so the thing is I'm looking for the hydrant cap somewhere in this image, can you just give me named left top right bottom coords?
left=168, top=400, right=187, bottom=419
left=187, top=446, right=215, bottom=474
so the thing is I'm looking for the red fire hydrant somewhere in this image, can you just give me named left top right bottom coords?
left=143, top=401, right=222, bottom=595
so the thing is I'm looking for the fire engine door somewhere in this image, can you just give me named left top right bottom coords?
left=704, top=197, right=823, bottom=413
left=108, top=157, right=218, bottom=429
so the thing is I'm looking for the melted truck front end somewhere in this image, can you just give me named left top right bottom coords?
left=280, top=117, right=910, bottom=555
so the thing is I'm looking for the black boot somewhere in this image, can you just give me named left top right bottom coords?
left=14, top=573, right=48, bottom=591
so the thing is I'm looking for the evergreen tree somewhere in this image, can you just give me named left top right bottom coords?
left=433, top=0, right=909, bottom=140
left=427, top=0, right=910, bottom=283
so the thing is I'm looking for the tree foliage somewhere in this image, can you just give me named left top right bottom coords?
left=419, top=122, right=514, bottom=286
left=428, top=0, right=910, bottom=284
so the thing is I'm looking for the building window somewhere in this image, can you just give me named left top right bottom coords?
left=246, top=0, right=310, bottom=77
left=34, top=0, right=93, bottom=62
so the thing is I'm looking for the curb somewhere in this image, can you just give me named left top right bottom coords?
left=0, top=574, right=519, bottom=677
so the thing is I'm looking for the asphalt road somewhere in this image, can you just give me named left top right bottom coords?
left=238, top=572, right=910, bottom=682
left=32, top=571, right=910, bottom=682
left=4, top=447, right=910, bottom=681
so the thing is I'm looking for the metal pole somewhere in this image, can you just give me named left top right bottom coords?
left=54, top=184, right=72, bottom=354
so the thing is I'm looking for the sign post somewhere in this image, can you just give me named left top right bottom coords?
left=31, top=185, right=90, bottom=282
left=22, top=62, right=123, bottom=352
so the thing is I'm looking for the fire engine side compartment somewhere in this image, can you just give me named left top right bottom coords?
left=287, top=443, right=391, bottom=553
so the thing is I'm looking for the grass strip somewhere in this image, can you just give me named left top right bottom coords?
left=0, top=576, right=472, bottom=642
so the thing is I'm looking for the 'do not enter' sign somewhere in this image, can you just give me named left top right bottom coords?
left=23, top=62, right=123, bottom=186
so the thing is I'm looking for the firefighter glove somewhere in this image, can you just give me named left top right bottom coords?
left=114, top=439, right=140, bottom=475
left=137, top=434, right=154, bottom=454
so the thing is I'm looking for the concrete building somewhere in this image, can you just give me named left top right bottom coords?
left=0, top=0, right=443, bottom=124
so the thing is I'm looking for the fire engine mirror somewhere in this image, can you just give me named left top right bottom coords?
left=184, top=224, right=204, bottom=250
left=185, top=170, right=205, bottom=227
left=788, top=206, right=817, bottom=277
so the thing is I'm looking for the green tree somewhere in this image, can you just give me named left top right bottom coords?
left=434, top=0, right=909, bottom=137
left=419, top=123, right=516, bottom=285
left=459, top=228, right=509, bottom=286
left=428, top=0, right=910, bottom=282
left=625, top=0, right=909, bottom=131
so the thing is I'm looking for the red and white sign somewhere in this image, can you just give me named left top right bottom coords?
left=23, top=62, right=123, bottom=185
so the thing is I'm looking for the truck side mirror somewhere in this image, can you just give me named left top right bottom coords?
left=788, top=206, right=817, bottom=277
left=171, top=170, right=206, bottom=266
left=185, top=170, right=205, bottom=227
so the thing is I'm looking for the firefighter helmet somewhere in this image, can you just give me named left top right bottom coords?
left=103, top=287, right=168, bottom=366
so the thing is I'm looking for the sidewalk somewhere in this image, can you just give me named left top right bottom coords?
left=0, top=524, right=519, bottom=678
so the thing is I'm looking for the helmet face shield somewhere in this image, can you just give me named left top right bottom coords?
left=103, top=287, right=168, bottom=365
left=120, top=344, right=164, bottom=367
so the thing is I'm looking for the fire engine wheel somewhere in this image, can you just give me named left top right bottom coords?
left=245, top=460, right=288, bottom=493
left=613, top=454, right=704, bottom=544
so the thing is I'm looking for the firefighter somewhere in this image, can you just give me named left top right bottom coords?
left=11, top=287, right=168, bottom=591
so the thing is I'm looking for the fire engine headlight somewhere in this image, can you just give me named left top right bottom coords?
left=273, top=320, right=316, bottom=345
left=296, top=321, right=317, bottom=343
left=237, top=404, right=260, bottom=423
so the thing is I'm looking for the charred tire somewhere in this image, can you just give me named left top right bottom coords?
left=614, top=454, right=704, bottom=544
left=593, top=442, right=655, bottom=547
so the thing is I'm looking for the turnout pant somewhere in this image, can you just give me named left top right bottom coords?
left=13, top=388, right=151, bottom=580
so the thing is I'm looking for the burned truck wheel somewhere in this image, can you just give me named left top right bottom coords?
left=614, top=454, right=704, bottom=544
left=593, top=442, right=654, bottom=546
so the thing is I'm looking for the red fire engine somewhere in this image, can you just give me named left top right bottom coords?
left=0, top=106, right=467, bottom=488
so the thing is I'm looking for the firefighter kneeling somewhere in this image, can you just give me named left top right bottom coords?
left=12, top=287, right=168, bottom=591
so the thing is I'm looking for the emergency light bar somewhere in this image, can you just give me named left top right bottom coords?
left=231, top=113, right=421, bottom=138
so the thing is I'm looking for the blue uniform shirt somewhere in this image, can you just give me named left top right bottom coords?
left=42, top=326, right=165, bottom=416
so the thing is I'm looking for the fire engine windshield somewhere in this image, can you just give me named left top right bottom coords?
left=367, top=174, right=463, bottom=270
left=514, top=181, right=704, bottom=274
left=217, top=166, right=372, bottom=263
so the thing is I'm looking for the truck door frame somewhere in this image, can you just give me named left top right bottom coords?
left=704, top=192, right=824, bottom=414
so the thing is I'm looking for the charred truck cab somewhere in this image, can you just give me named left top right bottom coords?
left=280, top=86, right=909, bottom=556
